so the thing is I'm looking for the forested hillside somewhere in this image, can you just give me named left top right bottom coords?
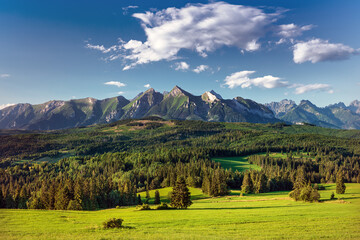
left=1, top=118, right=360, bottom=210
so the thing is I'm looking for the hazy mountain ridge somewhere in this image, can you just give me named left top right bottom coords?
left=0, top=86, right=279, bottom=130
left=266, top=99, right=360, bottom=129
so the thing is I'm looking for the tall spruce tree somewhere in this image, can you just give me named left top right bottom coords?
left=336, top=170, right=346, bottom=194
left=154, top=190, right=160, bottom=204
left=170, top=177, right=192, bottom=209
left=241, top=172, right=252, bottom=194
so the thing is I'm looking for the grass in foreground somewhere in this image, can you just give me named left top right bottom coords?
left=1, top=184, right=360, bottom=240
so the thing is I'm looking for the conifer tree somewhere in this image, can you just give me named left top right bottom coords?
left=145, top=189, right=150, bottom=204
left=336, top=170, right=346, bottom=194
left=154, top=190, right=160, bottom=204
left=137, top=194, right=142, bottom=205
left=255, top=173, right=268, bottom=193
left=170, top=177, right=192, bottom=209
left=241, top=172, right=252, bottom=194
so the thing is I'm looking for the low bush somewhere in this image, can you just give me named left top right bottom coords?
left=137, top=204, right=152, bottom=210
left=103, top=218, right=123, bottom=229
left=156, top=202, right=170, bottom=210
left=330, top=192, right=335, bottom=200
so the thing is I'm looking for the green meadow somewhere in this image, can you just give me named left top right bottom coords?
left=212, top=156, right=262, bottom=172
left=1, top=183, right=360, bottom=240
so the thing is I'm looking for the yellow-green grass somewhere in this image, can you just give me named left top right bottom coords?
left=139, top=187, right=208, bottom=204
left=212, top=156, right=262, bottom=172
left=1, top=184, right=360, bottom=240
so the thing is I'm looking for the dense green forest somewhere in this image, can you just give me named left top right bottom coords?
left=1, top=118, right=360, bottom=210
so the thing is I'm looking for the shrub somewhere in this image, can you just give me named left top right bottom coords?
left=289, top=183, right=320, bottom=202
left=137, top=203, right=151, bottom=210
left=330, top=192, right=335, bottom=200
left=103, top=218, right=123, bottom=229
left=156, top=202, right=169, bottom=210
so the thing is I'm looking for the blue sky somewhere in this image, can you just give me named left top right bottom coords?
left=0, top=0, right=359, bottom=108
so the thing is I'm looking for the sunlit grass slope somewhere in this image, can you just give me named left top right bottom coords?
left=1, top=184, right=360, bottom=240
left=212, top=156, right=262, bottom=172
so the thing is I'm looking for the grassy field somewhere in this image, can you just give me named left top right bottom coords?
left=1, top=184, right=360, bottom=240
left=212, top=156, right=262, bottom=172
left=212, top=152, right=314, bottom=173
left=139, top=187, right=208, bottom=204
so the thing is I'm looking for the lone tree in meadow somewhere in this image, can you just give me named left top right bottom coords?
left=289, top=168, right=320, bottom=202
left=336, top=170, right=346, bottom=194
left=154, top=190, right=161, bottom=204
left=170, top=177, right=192, bottom=209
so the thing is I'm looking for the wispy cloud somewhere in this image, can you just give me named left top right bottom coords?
left=223, top=71, right=288, bottom=89
left=173, top=62, right=190, bottom=71
left=294, top=83, right=333, bottom=94
left=0, top=103, right=15, bottom=110
left=104, top=81, right=126, bottom=87
left=117, top=91, right=125, bottom=95
left=0, top=74, right=10, bottom=78
left=293, top=38, right=359, bottom=63
left=122, top=5, right=138, bottom=15
left=144, top=83, right=151, bottom=88
left=86, top=44, right=117, bottom=54
left=277, top=24, right=313, bottom=38
left=193, top=65, right=209, bottom=73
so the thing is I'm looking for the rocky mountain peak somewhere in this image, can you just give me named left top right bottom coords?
left=168, top=85, right=190, bottom=97
left=265, top=99, right=297, bottom=117
left=328, top=102, right=346, bottom=109
left=349, top=100, right=360, bottom=114
left=210, top=90, right=223, bottom=100
left=201, top=91, right=221, bottom=103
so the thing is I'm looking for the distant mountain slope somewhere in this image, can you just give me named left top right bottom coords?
left=0, top=86, right=280, bottom=130
left=349, top=100, right=360, bottom=114
left=265, top=99, right=296, bottom=118
left=267, top=99, right=360, bottom=129
left=146, top=86, right=209, bottom=120
left=146, top=86, right=278, bottom=123
left=121, top=88, right=163, bottom=119
left=0, top=96, right=129, bottom=130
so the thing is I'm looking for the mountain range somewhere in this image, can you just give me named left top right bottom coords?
left=0, top=86, right=278, bottom=130
left=265, top=99, right=360, bottom=129
left=1, top=86, right=359, bottom=130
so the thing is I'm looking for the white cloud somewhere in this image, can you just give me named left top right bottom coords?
left=104, top=81, right=126, bottom=87
left=122, top=5, right=139, bottom=15
left=193, top=65, right=209, bottom=73
left=0, top=74, right=10, bottom=78
left=277, top=24, right=313, bottom=38
left=144, top=83, right=151, bottom=88
left=293, top=39, right=359, bottom=63
left=86, top=44, right=117, bottom=53
left=294, top=83, right=333, bottom=94
left=223, top=70, right=288, bottom=89
left=173, top=62, right=190, bottom=71
left=117, top=91, right=125, bottom=95
left=0, top=103, right=15, bottom=110
left=88, top=2, right=284, bottom=69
